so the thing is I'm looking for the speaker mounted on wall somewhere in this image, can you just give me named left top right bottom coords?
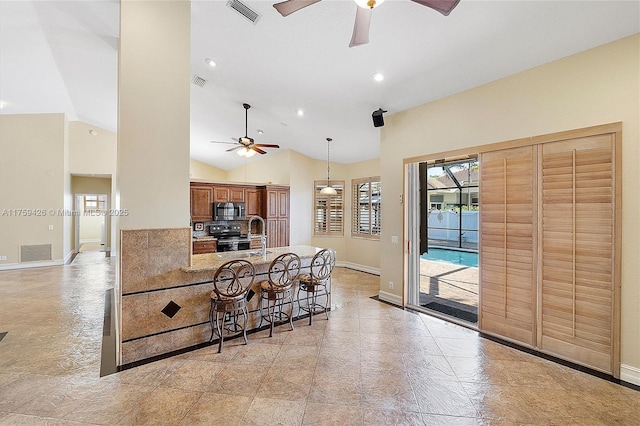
left=372, top=108, right=387, bottom=127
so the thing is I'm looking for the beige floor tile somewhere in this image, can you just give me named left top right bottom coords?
left=241, top=397, right=306, bottom=426
left=302, top=402, right=363, bottom=425
left=179, top=392, right=252, bottom=425
left=206, top=362, right=268, bottom=397
left=116, top=386, right=202, bottom=425
left=1, top=258, right=638, bottom=426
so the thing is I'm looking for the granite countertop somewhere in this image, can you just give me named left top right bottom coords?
left=182, top=245, right=322, bottom=273
left=192, top=236, right=217, bottom=241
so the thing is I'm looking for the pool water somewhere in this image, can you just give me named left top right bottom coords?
left=421, top=248, right=478, bottom=268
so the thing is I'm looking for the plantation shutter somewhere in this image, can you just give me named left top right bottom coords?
left=479, top=146, right=536, bottom=346
left=539, top=134, right=617, bottom=373
left=314, top=181, right=344, bottom=236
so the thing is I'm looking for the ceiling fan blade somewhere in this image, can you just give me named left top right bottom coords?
left=210, top=141, right=237, bottom=145
left=273, top=0, right=323, bottom=17
left=409, top=0, right=461, bottom=16
left=226, top=145, right=244, bottom=152
left=349, top=6, right=372, bottom=48
left=254, top=144, right=280, bottom=148
left=252, top=146, right=267, bottom=155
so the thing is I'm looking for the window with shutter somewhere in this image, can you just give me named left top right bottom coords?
left=314, top=181, right=344, bottom=236
left=352, top=177, right=381, bottom=239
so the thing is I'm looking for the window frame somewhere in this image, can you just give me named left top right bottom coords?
left=351, top=176, right=381, bottom=240
left=313, top=180, right=344, bottom=237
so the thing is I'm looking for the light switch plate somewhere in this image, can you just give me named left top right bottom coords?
left=391, top=236, right=399, bottom=244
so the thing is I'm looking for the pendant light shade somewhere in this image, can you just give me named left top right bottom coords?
left=320, top=137, right=337, bottom=196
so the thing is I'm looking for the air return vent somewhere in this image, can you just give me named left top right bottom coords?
left=227, top=0, right=261, bottom=24
left=20, top=244, right=52, bottom=262
left=191, top=75, right=206, bottom=87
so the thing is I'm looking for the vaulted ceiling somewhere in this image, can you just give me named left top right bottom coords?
left=1, top=1, right=638, bottom=170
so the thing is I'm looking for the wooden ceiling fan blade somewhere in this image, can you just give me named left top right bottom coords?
left=252, top=146, right=267, bottom=155
left=226, top=145, right=244, bottom=152
left=273, top=0, right=323, bottom=17
left=409, top=0, right=461, bottom=16
left=254, top=144, right=280, bottom=148
left=349, top=6, right=371, bottom=48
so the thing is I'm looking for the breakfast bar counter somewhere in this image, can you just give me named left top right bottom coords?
left=183, top=245, right=322, bottom=273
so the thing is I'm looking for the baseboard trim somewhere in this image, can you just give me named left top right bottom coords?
left=337, top=261, right=380, bottom=276
left=621, top=364, right=640, bottom=387
left=0, top=259, right=64, bottom=271
left=378, top=290, right=402, bottom=306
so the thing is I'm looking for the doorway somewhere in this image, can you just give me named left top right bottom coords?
left=75, top=194, right=108, bottom=253
left=407, top=158, right=480, bottom=325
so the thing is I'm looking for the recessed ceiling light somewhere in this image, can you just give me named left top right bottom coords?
left=373, top=73, right=384, bottom=82
left=89, top=129, right=98, bottom=136
left=205, top=58, right=217, bottom=67
left=0, top=102, right=4, bottom=109
left=257, top=129, right=264, bottom=134
left=296, top=109, right=304, bottom=117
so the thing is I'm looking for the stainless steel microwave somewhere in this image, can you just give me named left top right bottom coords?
left=213, top=202, right=246, bottom=221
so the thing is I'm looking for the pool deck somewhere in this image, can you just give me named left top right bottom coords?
left=418, top=258, right=478, bottom=322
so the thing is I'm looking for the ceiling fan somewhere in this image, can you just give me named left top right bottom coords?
left=273, top=0, right=460, bottom=47
left=210, top=103, right=280, bottom=157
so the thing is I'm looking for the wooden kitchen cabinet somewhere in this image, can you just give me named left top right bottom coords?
left=213, top=185, right=245, bottom=203
left=245, top=188, right=262, bottom=217
left=193, top=240, right=217, bottom=254
left=190, top=184, right=214, bottom=222
left=261, top=185, right=290, bottom=248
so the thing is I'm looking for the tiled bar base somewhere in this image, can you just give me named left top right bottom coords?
left=120, top=228, right=323, bottom=365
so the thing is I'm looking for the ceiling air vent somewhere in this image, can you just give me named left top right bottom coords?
left=191, top=75, right=206, bottom=88
left=227, top=0, right=261, bottom=24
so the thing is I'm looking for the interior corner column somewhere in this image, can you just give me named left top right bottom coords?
left=117, top=0, right=190, bottom=230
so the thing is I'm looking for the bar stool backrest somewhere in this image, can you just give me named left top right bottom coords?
left=309, top=248, right=336, bottom=282
left=212, top=259, right=255, bottom=298
left=267, top=253, right=301, bottom=289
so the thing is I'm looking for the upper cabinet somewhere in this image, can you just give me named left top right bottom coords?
left=190, top=184, right=214, bottom=222
left=213, top=185, right=245, bottom=202
left=245, top=188, right=262, bottom=217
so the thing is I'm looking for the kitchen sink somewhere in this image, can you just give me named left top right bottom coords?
left=217, top=250, right=271, bottom=259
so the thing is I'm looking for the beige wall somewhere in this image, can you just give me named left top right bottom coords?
left=117, top=0, right=191, bottom=231
left=189, top=159, right=227, bottom=181
left=68, top=121, right=117, bottom=175
left=380, top=35, right=640, bottom=373
left=0, top=114, right=68, bottom=264
left=226, top=149, right=292, bottom=185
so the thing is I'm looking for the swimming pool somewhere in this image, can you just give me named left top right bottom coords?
left=421, top=248, right=478, bottom=268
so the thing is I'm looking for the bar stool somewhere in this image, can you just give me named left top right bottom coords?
left=297, top=248, right=336, bottom=325
left=209, top=259, right=255, bottom=353
left=259, top=253, right=301, bottom=337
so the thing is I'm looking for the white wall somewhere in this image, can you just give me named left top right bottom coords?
left=117, top=0, right=191, bottom=230
left=68, top=121, right=116, bottom=176
left=380, top=35, right=640, bottom=376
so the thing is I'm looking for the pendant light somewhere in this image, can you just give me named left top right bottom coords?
left=320, top=137, right=337, bottom=196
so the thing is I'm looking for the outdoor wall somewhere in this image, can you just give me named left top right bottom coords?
left=0, top=114, right=68, bottom=266
left=380, top=35, right=640, bottom=381
left=189, top=159, right=227, bottom=181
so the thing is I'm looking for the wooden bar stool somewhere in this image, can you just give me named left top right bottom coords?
left=259, top=253, right=301, bottom=337
left=297, top=248, right=336, bottom=325
left=209, top=259, right=255, bottom=353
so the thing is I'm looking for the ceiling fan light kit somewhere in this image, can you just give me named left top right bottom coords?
left=210, top=103, right=280, bottom=156
left=273, top=0, right=460, bottom=47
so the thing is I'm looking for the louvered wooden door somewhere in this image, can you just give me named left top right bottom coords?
left=479, top=146, right=536, bottom=346
left=539, top=134, right=617, bottom=374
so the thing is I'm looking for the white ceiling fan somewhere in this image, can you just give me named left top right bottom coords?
left=273, top=0, right=461, bottom=47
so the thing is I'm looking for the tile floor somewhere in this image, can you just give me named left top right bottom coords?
left=0, top=251, right=638, bottom=425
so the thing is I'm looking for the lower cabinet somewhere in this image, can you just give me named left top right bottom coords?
left=193, top=240, right=217, bottom=254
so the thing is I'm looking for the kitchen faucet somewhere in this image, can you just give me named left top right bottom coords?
left=247, top=215, right=267, bottom=255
